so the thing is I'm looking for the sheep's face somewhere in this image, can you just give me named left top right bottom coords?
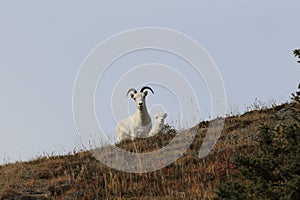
left=155, top=112, right=168, bottom=124
left=131, top=91, right=148, bottom=110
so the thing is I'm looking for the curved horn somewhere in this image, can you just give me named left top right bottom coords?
left=126, top=88, right=137, bottom=97
left=140, top=86, right=154, bottom=94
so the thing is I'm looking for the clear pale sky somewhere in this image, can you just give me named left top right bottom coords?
left=0, top=1, right=299, bottom=164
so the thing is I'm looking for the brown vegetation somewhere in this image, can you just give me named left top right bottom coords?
left=0, top=103, right=295, bottom=199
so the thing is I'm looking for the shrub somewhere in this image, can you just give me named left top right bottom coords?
left=214, top=87, right=300, bottom=200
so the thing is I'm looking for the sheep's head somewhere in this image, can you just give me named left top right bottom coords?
left=126, top=86, right=154, bottom=110
left=155, top=112, right=168, bottom=124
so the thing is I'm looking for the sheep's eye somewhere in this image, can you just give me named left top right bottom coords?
left=133, top=98, right=136, bottom=100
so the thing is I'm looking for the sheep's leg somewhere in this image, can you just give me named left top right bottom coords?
left=116, top=125, right=131, bottom=142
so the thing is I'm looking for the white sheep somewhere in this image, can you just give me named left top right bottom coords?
left=149, top=112, right=168, bottom=136
left=116, top=86, right=154, bottom=142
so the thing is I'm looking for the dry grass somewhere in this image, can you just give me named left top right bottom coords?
left=0, top=103, right=293, bottom=199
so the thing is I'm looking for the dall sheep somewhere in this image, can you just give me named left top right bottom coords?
left=149, top=112, right=168, bottom=136
left=116, top=86, right=154, bottom=142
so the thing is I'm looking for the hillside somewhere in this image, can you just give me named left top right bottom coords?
left=0, top=102, right=299, bottom=199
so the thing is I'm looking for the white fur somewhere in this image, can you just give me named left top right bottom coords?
left=149, top=112, right=168, bottom=136
left=116, top=88, right=153, bottom=142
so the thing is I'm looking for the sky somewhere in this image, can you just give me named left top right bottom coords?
left=0, top=1, right=299, bottom=164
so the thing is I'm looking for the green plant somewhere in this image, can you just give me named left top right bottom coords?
left=292, top=84, right=300, bottom=103
left=214, top=88, right=300, bottom=200
left=293, top=49, right=300, bottom=63
left=160, top=123, right=178, bottom=135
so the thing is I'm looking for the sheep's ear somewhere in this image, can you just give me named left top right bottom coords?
left=130, top=93, right=134, bottom=99
left=163, top=113, right=168, bottom=118
left=144, top=91, right=148, bottom=96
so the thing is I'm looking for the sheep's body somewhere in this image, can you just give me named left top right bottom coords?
left=116, top=87, right=154, bottom=143
left=149, top=112, right=168, bottom=136
left=116, top=110, right=152, bottom=142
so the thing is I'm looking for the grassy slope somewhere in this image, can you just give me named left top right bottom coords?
left=0, top=103, right=297, bottom=199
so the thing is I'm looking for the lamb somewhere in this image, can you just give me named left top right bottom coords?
left=149, top=112, right=168, bottom=136
left=116, top=86, right=154, bottom=142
